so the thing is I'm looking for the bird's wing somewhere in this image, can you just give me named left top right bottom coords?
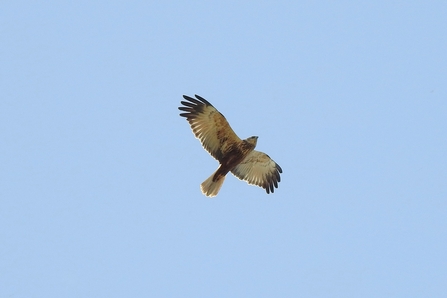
left=231, top=150, right=282, bottom=194
left=179, top=95, right=241, bottom=161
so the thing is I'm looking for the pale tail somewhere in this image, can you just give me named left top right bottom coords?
left=200, top=171, right=225, bottom=197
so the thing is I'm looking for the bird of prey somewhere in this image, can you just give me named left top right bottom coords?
left=179, top=94, right=282, bottom=197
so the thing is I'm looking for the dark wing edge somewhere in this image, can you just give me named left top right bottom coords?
left=178, top=94, right=213, bottom=117
left=265, top=162, right=282, bottom=194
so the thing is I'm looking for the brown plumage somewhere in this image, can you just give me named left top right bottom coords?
left=179, top=94, right=282, bottom=197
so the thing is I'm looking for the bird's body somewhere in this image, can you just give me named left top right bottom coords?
left=201, top=136, right=258, bottom=197
left=179, top=95, right=282, bottom=197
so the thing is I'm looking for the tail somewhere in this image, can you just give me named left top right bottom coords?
left=200, top=170, right=226, bottom=197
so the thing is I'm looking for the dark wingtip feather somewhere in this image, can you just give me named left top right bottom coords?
left=264, top=162, right=282, bottom=195
left=277, top=164, right=283, bottom=173
left=180, top=100, right=197, bottom=108
left=182, top=95, right=202, bottom=105
left=194, top=94, right=212, bottom=106
left=180, top=94, right=214, bottom=110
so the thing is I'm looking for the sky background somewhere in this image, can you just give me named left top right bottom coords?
left=1, top=1, right=446, bottom=297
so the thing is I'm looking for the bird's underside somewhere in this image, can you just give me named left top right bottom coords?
left=179, top=94, right=282, bottom=197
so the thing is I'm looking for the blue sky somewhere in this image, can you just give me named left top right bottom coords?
left=1, top=1, right=446, bottom=297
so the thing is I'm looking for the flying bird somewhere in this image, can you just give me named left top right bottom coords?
left=179, top=94, right=282, bottom=197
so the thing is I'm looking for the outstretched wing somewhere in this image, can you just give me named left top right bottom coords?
left=179, top=95, right=241, bottom=161
left=231, top=150, right=282, bottom=194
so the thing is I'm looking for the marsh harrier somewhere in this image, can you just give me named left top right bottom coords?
left=179, top=95, right=282, bottom=197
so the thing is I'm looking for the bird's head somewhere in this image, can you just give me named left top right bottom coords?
left=245, top=136, right=258, bottom=147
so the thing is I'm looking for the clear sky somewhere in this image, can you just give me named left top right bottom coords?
left=1, top=1, right=446, bottom=297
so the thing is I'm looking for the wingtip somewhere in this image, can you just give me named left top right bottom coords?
left=194, top=94, right=212, bottom=106
left=277, top=164, right=283, bottom=173
left=181, top=94, right=213, bottom=107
